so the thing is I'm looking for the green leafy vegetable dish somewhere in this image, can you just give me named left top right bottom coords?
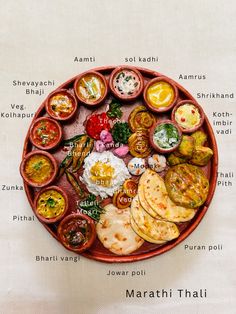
left=112, top=122, right=131, bottom=144
left=107, top=99, right=123, bottom=119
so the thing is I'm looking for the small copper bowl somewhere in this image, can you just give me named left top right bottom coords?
left=46, top=89, right=78, bottom=121
left=74, top=71, right=108, bottom=107
left=143, top=77, right=178, bottom=113
left=149, top=119, right=182, bottom=153
left=171, top=100, right=205, bottom=133
left=34, top=186, right=68, bottom=224
left=57, top=213, right=96, bottom=253
left=20, top=150, right=58, bottom=188
left=109, top=66, right=144, bottom=101
left=29, top=117, right=63, bottom=150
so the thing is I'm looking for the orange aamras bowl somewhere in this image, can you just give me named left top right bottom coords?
left=74, top=71, right=108, bottom=106
left=144, top=77, right=178, bottom=113
left=20, top=150, right=58, bottom=187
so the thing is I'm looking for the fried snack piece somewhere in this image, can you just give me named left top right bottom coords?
left=128, top=105, right=155, bottom=132
left=130, top=196, right=179, bottom=242
left=175, top=135, right=195, bottom=159
left=123, top=179, right=138, bottom=198
left=190, top=146, right=214, bottom=166
left=167, top=135, right=194, bottom=166
left=96, top=204, right=144, bottom=255
left=165, top=164, right=209, bottom=208
left=167, top=153, right=186, bottom=166
left=191, top=130, right=207, bottom=146
left=128, top=128, right=152, bottom=158
left=112, top=190, right=132, bottom=209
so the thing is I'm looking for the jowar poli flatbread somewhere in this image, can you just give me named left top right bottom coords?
left=96, top=204, right=144, bottom=255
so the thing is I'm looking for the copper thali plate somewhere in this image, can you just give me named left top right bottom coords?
left=22, top=66, right=218, bottom=263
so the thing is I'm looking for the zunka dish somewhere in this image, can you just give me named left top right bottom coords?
left=22, top=153, right=56, bottom=186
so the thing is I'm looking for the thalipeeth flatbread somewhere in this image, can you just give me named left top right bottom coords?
left=165, top=164, right=209, bottom=208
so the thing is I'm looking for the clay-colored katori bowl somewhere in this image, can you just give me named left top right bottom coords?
left=109, top=65, right=144, bottom=101
left=46, top=89, right=78, bottom=121
left=20, top=150, right=58, bottom=188
left=149, top=119, right=182, bottom=153
left=143, top=76, right=178, bottom=113
left=29, top=117, right=63, bottom=150
left=34, top=185, right=68, bottom=224
left=171, top=100, right=205, bottom=133
left=57, top=213, right=96, bottom=253
left=74, top=71, right=108, bottom=107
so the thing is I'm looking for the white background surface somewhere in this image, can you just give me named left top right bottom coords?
left=0, top=0, right=235, bottom=313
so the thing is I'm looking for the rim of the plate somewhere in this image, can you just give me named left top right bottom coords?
left=21, top=65, right=218, bottom=263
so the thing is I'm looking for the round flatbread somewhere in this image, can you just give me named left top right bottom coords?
left=138, top=172, right=162, bottom=219
left=130, top=217, right=166, bottom=244
left=142, top=169, right=169, bottom=217
left=165, top=164, right=209, bottom=208
left=130, top=195, right=179, bottom=242
left=166, top=198, right=196, bottom=222
left=141, top=169, right=196, bottom=222
left=96, top=204, right=144, bottom=255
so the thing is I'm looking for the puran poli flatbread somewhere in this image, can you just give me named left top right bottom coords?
left=130, top=217, right=166, bottom=244
left=130, top=196, right=179, bottom=242
left=166, top=198, right=196, bottom=222
left=141, top=169, right=196, bottom=222
left=96, top=204, right=144, bottom=255
left=138, top=173, right=162, bottom=219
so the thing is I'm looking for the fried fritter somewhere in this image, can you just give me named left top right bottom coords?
left=167, top=153, right=186, bottom=166
left=191, top=130, right=207, bottom=146
left=175, top=135, right=195, bottom=158
left=190, top=146, right=213, bottom=166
